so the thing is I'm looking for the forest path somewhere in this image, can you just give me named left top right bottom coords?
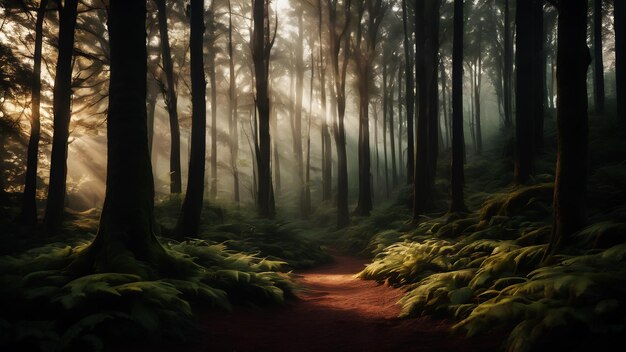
left=194, top=249, right=502, bottom=352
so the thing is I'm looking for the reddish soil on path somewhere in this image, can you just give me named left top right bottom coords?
left=194, top=251, right=504, bottom=352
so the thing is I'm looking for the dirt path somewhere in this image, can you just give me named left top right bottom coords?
left=194, top=251, right=502, bottom=352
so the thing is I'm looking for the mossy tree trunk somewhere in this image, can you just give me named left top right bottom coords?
left=44, top=0, right=78, bottom=234
left=72, top=0, right=168, bottom=278
left=545, top=0, right=591, bottom=259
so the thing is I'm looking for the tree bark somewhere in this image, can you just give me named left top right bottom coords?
left=227, top=0, right=240, bottom=204
left=474, top=25, right=482, bottom=156
left=17, top=0, right=48, bottom=225
left=402, top=0, right=415, bottom=184
left=616, top=0, right=626, bottom=122
left=593, top=0, right=605, bottom=114
left=294, top=8, right=306, bottom=217
left=155, top=0, right=182, bottom=195
left=533, top=0, right=545, bottom=152
left=252, top=0, right=275, bottom=218
left=207, top=2, right=218, bottom=200
left=318, top=0, right=332, bottom=202
left=545, top=0, right=590, bottom=259
left=450, top=0, right=466, bottom=213
left=176, top=0, right=206, bottom=238
left=71, top=0, right=168, bottom=278
left=503, top=0, right=513, bottom=130
left=44, top=0, right=78, bottom=234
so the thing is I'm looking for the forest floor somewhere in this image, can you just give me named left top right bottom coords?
left=192, top=249, right=503, bottom=352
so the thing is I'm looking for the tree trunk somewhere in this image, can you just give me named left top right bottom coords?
left=70, top=0, right=168, bottom=278
left=294, top=9, right=306, bottom=218
left=155, top=0, right=182, bottom=195
left=616, top=0, right=626, bottom=122
left=176, top=0, right=206, bottom=238
left=383, top=64, right=390, bottom=199
left=514, top=0, right=536, bottom=184
left=450, top=0, right=466, bottom=213
left=208, top=2, right=218, bottom=200
left=533, top=0, right=545, bottom=153
left=252, top=0, right=275, bottom=218
left=593, top=0, right=605, bottom=114
left=44, top=0, right=78, bottom=234
left=426, top=0, right=440, bottom=194
left=227, top=0, right=239, bottom=204
left=440, top=58, right=450, bottom=149
left=545, top=0, right=590, bottom=260
left=398, top=64, right=404, bottom=180
left=503, top=0, right=513, bottom=130
left=318, top=0, right=332, bottom=202
left=327, top=0, right=351, bottom=228
left=17, top=0, right=48, bottom=225
left=474, top=27, right=483, bottom=156
left=388, top=72, right=398, bottom=189
left=305, top=53, right=315, bottom=216
left=402, top=0, right=415, bottom=184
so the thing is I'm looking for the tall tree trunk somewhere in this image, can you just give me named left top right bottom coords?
left=616, top=0, right=626, bottom=122
left=398, top=64, right=404, bottom=180
left=593, top=0, right=605, bottom=114
left=44, top=0, right=78, bottom=234
left=70, top=0, right=167, bottom=277
left=17, top=0, right=48, bottom=225
left=327, top=0, right=352, bottom=228
left=176, top=0, right=207, bottom=238
left=426, top=0, right=440, bottom=193
left=450, top=0, right=466, bottom=213
left=305, top=53, right=315, bottom=216
left=545, top=0, right=590, bottom=260
left=294, top=8, right=306, bottom=217
left=318, top=0, right=332, bottom=202
left=503, top=0, right=513, bottom=130
left=374, top=103, right=380, bottom=193
left=440, top=58, right=450, bottom=149
left=252, top=0, right=275, bottom=218
left=271, top=95, right=281, bottom=197
left=208, top=2, right=218, bottom=200
left=402, top=0, right=415, bottom=184
left=388, top=72, right=398, bottom=189
left=227, top=0, right=240, bottom=204
left=383, top=63, right=390, bottom=199
left=474, top=27, right=483, bottom=156
left=533, top=0, right=545, bottom=152
left=155, top=0, right=182, bottom=194
left=514, top=0, right=536, bottom=184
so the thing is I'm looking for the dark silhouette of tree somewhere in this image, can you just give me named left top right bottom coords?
left=71, top=0, right=168, bottom=277
left=326, top=0, right=352, bottom=228
left=593, top=0, right=605, bottom=114
left=252, top=0, right=276, bottom=218
left=414, top=0, right=440, bottom=217
left=545, top=0, right=591, bottom=259
left=450, top=0, right=466, bottom=213
left=402, top=0, right=415, bottom=184
left=16, top=0, right=48, bottom=226
left=614, top=0, right=624, bottom=122
left=227, top=0, right=240, bottom=203
left=176, top=0, right=206, bottom=238
left=155, top=0, right=182, bottom=195
left=503, top=0, right=513, bottom=130
left=44, top=0, right=78, bottom=234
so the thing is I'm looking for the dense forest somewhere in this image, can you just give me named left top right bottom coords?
left=0, top=0, right=625, bottom=351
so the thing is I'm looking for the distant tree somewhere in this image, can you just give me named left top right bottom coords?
left=544, top=0, right=591, bottom=259
left=154, top=0, right=182, bottom=195
left=16, top=0, right=48, bottom=226
left=252, top=0, right=276, bottom=218
left=176, top=0, right=206, bottom=238
left=615, top=0, right=625, bottom=122
left=593, top=0, right=605, bottom=114
left=293, top=2, right=306, bottom=217
left=227, top=0, right=240, bottom=203
left=206, top=0, right=218, bottom=200
left=71, top=0, right=168, bottom=277
left=44, top=0, right=79, bottom=234
left=318, top=0, right=333, bottom=202
left=450, top=0, right=466, bottom=213
left=503, top=0, right=513, bottom=130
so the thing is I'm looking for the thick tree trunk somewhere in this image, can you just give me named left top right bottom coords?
left=593, top=0, right=605, bottom=114
left=17, top=0, right=48, bottom=225
left=545, top=0, right=590, bottom=259
left=402, top=0, right=415, bottom=184
left=450, top=0, right=466, bottom=213
left=616, top=0, right=626, bottom=122
left=155, top=0, right=182, bottom=195
left=71, top=0, right=167, bottom=278
left=44, top=0, right=78, bottom=234
left=252, top=0, right=275, bottom=218
left=514, top=0, right=536, bottom=184
left=176, top=0, right=206, bottom=238
left=208, top=3, right=218, bottom=200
